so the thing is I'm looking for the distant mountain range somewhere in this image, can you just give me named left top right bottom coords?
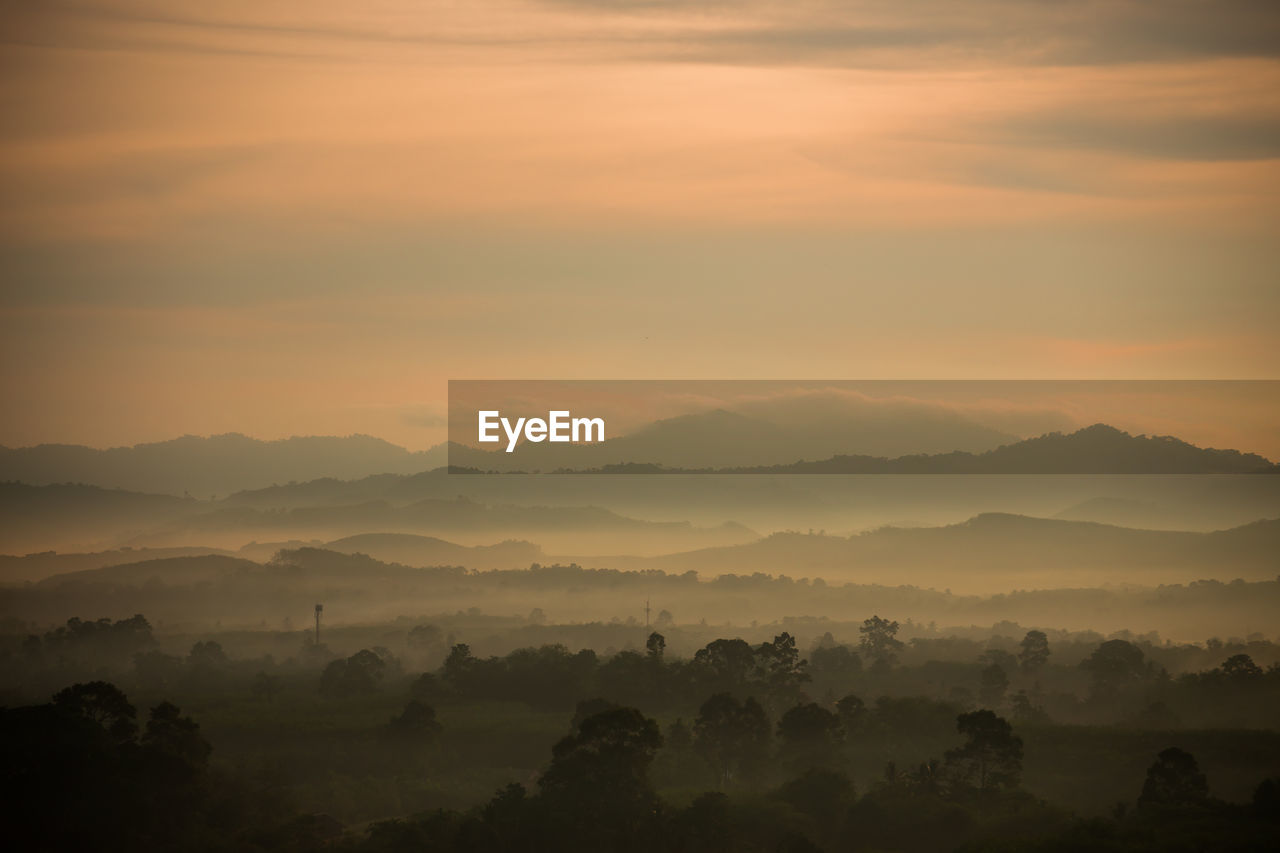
left=601, top=513, right=1280, bottom=588
left=0, top=480, right=760, bottom=556
left=2, top=423, right=1272, bottom=499
left=448, top=405, right=1020, bottom=472
left=0, top=433, right=445, bottom=497
left=556, top=425, right=1277, bottom=475
left=0, top=403, right=1020, bottom=493
left=2, top=533, right=546, bottom=585
left=8, top=515, right=1277, bottom=620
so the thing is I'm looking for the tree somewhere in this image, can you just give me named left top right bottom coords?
left=385, top=700, right=442, bottom=741
left=978, top=663, right=1009, bottom=708
left=908, top=758, right=944, bottom=795
left=319, top=649, right=386, bottom=698
left=775, top=768, right=856, bottom=835
left=979, top=648, right=1018, bottom=672
left=646, top=631, right=666, bottom=661
left=407, top=624, right=443, bottom=649
left=693, top=693, right=772, bottom=787
left=858, top=616, right=904, bottom=667
left=541, top=707, right=663, bottom=797
left=538, top=707, right=664, bottom=850
left=442, top=643, right=476, bottom=689
left=1254, top=776, right=1280, bottom=822
left=809, top=644, right=861, bottom=685
left=1009, top=690, right=1049, bottom=725
left=694, top=638, right=757, bottom=689
left=1138, top=747, right=1209, bottom=810
left=141, top=701, right=211, bottom=769
left=1221, top=653, right=1263, bottom=680
left=755, top=632, right=810, bottom=700
left=836, top=694, right=868, bottom=736
left=1018, top=630, right=1050, bottom=673
left=52, top=681, right=138, bottom=743
left=186, top=640, right=228, bottom=672
left=776, top=702, right=843, bottom=771
left=943, top=710, right=1023, bottom=792
left=1080, top=639, right=1146, bottom=700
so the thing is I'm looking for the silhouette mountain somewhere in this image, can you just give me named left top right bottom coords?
left=0, top=545, right=237, bottom=584
left=0, top=481, right=760, bottom=556
left=0, top=433, right=446, bottom=496
left=15, top=519, right=1278, bottom=631
left=618, top=514, right=1280, bottom=586
left=1, top=534, right=543, bottom=583
left=560, top=424, right=1275, bottom=474
left=322, top=532, right=543, bottom=569
left=447, top=405, right=1018, bottom=472
left=5, top=423, right=1269, bottom=499
left=34, top=553, right=262, bottom=588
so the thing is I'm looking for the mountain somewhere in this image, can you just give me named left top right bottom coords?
left=0, top=545, right=237, bottom=585
left=0, top=399, right=1023, bottom=492
left=322, top=533, right=543, bottom=570
left=561, top=424, right=1275, bottom=474
left=33, top=554, right=262, bottom=588
left=5, top=420, right=1267, bottom=499
left=0, top=480, right=760, bottom=556
left=599, top=514, right=1280, bottom=591
left=446, top=405, right=1019, bottom=472
left=0, top=482, right=199, bottom=554
left=9, top=539, right=1278, bottom=641
left=0, top=534, right=542, bottom=584
left=0, top=433, right=446, bottom=496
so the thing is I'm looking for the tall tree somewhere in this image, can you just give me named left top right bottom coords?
left=755, top=632, right=810, bottom=701
left=1080, top=639, right=1146, bottom=700
left=1017, top=630, right=1051, bottom=673
left=1139, top=747, right=1209, bottom=810
left=646, top=631, right=666, bottom=662
left=52, top=681, right=138, bottom=743
left=858, top=616, right=905, bottom=668
left=694, top=638, right=758, bottom=692
left=693, top=693, right=771, bottom=787
left=943, top=710, right=1023, bottom=792
left=538, top=707, right=664, bottom=851
left=142, top=701, right=211, bottom=769
left=776, top=702, right=843, bottom=772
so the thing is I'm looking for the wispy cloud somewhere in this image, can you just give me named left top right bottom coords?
left=1, top=0, right=1277, bottom=449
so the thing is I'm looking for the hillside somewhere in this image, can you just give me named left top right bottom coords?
left=601, top=514, right=1280, bottom=591
left=7, top=545, right=1277, bottom=642
left=0, top=434, right=445, bottom=496
left=589, top=425, right=1276, bottom=474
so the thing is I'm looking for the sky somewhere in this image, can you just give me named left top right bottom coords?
left=1, top=0, right=1278, bottom=452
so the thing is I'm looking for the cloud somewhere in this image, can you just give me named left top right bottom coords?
left=994, top=114, right=1280, bottom=161
left=534, top=0, right=1280, bottom=66
left=17, top=0, right=1280, bottom=70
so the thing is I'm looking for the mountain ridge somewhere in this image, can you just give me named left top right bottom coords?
left=551, top=424, right=1277, bottom=475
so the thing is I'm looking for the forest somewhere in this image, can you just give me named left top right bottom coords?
left=3, top=421, right=1278, bottom=850
left=3, top=605, right=1279, bottom=852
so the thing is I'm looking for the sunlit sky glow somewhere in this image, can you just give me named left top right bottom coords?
left=1, top=1, right=1277, bottom=452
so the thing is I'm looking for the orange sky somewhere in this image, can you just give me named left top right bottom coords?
left=1, top=1, right=1278, bottom=452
